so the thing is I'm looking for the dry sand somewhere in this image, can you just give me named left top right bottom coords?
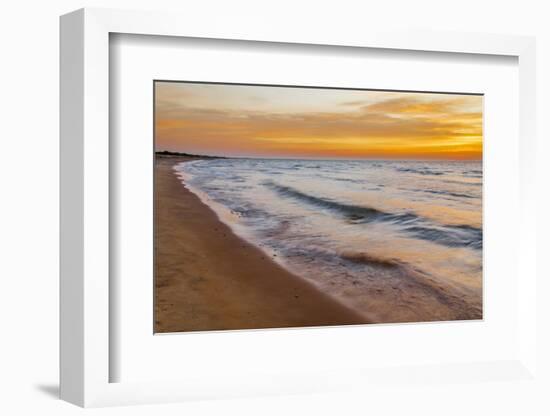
left=154, top=156, right=368, bottom=333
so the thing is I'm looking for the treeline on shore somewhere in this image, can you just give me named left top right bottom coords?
left=155, top=150, right=224, bottom=159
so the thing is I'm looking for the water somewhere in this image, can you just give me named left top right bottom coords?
left=175, top=158, right=483, bottom=323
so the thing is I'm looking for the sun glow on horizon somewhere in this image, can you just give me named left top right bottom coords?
left=155, top=82, right=483, bottom=161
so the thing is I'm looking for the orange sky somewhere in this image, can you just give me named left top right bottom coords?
left=155, top=82, right=483, bottom=160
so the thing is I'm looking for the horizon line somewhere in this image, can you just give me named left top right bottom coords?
left=155, top=150, right=482, bottom=162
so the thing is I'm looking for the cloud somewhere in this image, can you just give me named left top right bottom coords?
left=339, top=100, right=368, bottom=106
left=362, top=96, right=477, bottom=116
left=155, top=85, right=482, bottom=160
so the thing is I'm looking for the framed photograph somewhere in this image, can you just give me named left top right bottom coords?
left=60, top=8, right=538, bottom=407
left=153, top=81, right=484, bottom=333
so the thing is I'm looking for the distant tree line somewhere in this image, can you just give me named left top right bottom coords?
left=155, top=150, right=224, bottom=159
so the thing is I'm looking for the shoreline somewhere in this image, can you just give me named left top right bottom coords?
left=154, top=155, right=369, bottom=333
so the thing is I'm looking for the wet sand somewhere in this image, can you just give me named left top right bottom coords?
left=155, top=156, right=369, bottom=333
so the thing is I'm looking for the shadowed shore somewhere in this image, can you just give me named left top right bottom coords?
left=154, top=156, right=369, bottom=333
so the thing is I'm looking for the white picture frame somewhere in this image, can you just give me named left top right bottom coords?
left=60, top=7, right=538, bottom=407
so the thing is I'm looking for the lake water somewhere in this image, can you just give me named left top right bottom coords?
left=175, top=158, right=483, bottom=323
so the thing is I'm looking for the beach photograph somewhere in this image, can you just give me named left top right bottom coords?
left=154, top=81, right=483, bottom=333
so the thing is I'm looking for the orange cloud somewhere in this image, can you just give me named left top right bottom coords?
left=155, top=82, right=482, bottom=160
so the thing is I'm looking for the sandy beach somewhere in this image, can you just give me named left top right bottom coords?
left=154, top=156, right=368, bottom=333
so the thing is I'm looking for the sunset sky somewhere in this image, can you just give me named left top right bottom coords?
left=155, top=82, right=483, bottom=160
